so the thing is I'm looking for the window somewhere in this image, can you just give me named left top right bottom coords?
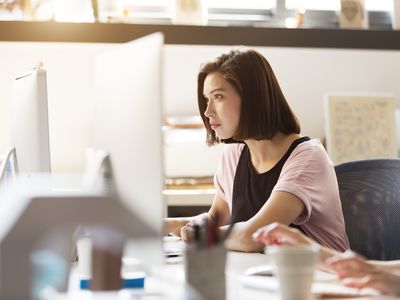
left=284, top=0, right=393, bottom=29
left=285, top=0, right=392, bottom=12
left=2, top=0, right=391, bottom=29
left=286, top=0, right=340, bottom=11
left=98, top=0, right=174, bottom=23
left=98, top=0, right=276, bottom=25
left=207, top=0, right=276, bottom=25
left=105, top=0, right=392, bottom=29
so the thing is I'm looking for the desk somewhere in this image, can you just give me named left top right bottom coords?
left=51, top=251, right=399, bottom=300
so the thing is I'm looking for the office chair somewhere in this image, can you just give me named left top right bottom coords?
left=335, top=158, right=400, bottom=260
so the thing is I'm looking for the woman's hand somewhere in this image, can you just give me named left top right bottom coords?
left=164, top=218, right=189, bottom=237
left=180, top=221, right=196, bottom=243
left=327, top=251, right=400, bottom=295
left=252, top=222, right=313, bottom=246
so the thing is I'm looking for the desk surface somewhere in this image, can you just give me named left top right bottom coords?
left=51, top=250, right=399, bottom=300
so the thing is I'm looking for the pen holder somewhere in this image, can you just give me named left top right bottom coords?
left=184, top=244, right=227, bottom=300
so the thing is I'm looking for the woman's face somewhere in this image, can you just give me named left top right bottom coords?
left=203, top=72, right=241, bottom=140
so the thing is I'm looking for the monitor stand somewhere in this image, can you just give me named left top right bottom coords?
left=0, top=176, right=159, bottom=299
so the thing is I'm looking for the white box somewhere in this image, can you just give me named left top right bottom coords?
left=163, top=127, right=224, bottom=178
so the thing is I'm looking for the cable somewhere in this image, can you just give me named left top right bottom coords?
left=0, top=147, right=19, bottom=182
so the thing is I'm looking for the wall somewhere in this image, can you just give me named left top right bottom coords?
left=1, top=41, right=400, bottom=172
left=164, top=45, right=400, bottom=140
left=0, top=42, right=114, bottom=172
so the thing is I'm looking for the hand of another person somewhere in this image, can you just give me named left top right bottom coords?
left=327, top=251, right=400, bottom=295
left=252, top=222, right=314, bottom=246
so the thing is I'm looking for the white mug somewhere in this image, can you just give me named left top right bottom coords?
left=267, top=245, right=320, bottom=300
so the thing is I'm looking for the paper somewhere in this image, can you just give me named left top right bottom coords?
left=240, top=270, right=381, bottom=297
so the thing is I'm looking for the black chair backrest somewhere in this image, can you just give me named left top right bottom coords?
left=335, top=158, right=400, bottom=260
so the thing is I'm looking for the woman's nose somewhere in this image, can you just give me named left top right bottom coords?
left=204, top=101, right=214, bottom=118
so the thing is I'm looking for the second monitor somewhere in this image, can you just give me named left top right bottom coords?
left=11, top=67, right=51, bottom=174
left=92, top=32, right=165, bottom=264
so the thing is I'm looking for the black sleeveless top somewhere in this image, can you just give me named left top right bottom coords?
left=231, top=136, right=310, bottom=223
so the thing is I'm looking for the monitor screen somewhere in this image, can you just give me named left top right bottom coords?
left=11, top=68, right=51, bottom=174
left=93, top=33, right=165, bottom=264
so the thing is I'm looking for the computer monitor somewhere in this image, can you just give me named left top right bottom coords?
left=92, top=32, right=165, bottom=264
left=10, top=68, right=51, bottom=174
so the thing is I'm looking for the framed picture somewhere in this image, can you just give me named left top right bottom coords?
left=324, top=93, right=397, bottom=164
left=339, top=0, right=368, bottom=29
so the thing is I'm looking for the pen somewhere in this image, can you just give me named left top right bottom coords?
left=199, top=218, right=207, bottom=248
left=214, top=211, right=220, bottom=245
left=207, top=217, right=215, bottom=248
left=193, top=224, right=200, bottom=247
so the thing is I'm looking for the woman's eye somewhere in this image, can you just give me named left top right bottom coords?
left=214, top=94, right=223, bottom=100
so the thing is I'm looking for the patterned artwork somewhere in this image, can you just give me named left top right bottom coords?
left=324, top=94, right=397, bottom=164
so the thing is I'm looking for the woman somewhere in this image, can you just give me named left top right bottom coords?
left=253, top=222, right=400, bottom=295
left=165, top=47, right=349, bottom=253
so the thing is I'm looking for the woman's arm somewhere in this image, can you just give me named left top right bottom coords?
left=165, top=193, right=231, bottom=239
left=368, top=260, right=400, bottom=271
left=223, top=191, right=305, bottom=252
left=164, top=215, right=202, bottom=237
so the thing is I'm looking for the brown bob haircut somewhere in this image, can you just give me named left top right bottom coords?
left=197, top=47, right=300, bottom=146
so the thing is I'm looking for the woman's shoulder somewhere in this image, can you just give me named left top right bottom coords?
left=282, top=138, right=334, bottom=175
left=220, top=143, right=246, bottom=163
left=222, top=143, right=246, bottom=155
left=215, top=143, right=246, bottom=181
left=295, top=138, right=324, bottom=151
left=290, top=138, right=329, bottom=161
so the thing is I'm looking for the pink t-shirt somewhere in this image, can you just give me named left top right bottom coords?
left=214, top=139, right=349, bottom=252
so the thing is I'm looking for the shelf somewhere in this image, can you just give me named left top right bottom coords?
left=1, top=21, right=400, bottom=50
left=163, top=188, right=214, bottom=206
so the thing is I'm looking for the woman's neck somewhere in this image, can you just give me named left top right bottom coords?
left=244, top=133, right=302, bottom=173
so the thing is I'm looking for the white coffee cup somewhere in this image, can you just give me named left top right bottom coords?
left=267, top=245, right=320, bottom=300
